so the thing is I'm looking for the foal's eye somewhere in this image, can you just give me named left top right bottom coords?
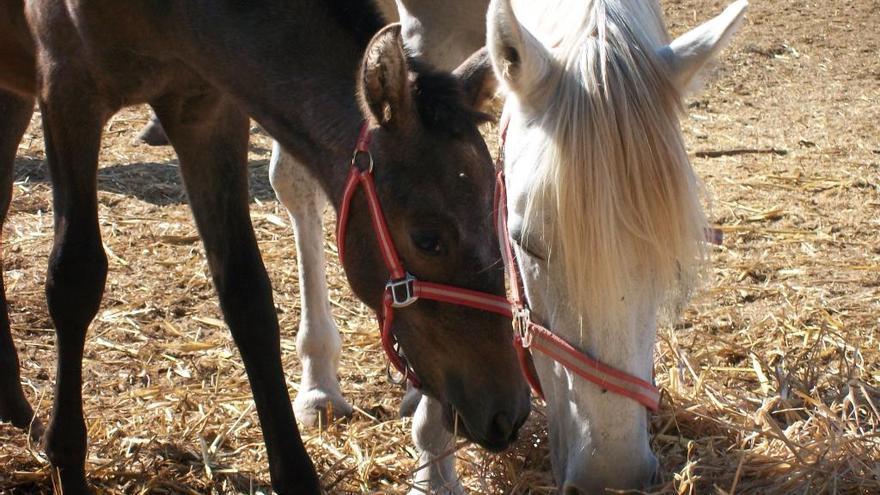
left=410, top=231, right=444, bottom=256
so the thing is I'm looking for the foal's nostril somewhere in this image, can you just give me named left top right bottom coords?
left=491, top=412, right=514, bottom=441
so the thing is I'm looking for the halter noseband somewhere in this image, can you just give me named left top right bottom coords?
left=494, top=120, right=662, bottom=412
left=336, top=123, right=513, bottom=388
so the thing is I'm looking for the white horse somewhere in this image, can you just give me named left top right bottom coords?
left=486, top=0, right=747, bottom=492
left=268, top=1, right=490, bottom=493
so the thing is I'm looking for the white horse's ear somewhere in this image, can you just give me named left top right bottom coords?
left=359, top=23, right=413, bottom=129
left=659, top=0, right=748, bottom=92
left=486, top=0, right=552, bottom=98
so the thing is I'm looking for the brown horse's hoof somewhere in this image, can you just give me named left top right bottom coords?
left=49, top=465, right=93, bottom=495
left=0, top=394, right=43, bottom=440
left=134, top=119, right=170, bottom=146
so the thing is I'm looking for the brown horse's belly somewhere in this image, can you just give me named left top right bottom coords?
left=0, top=0, right=36, bottom=97
left=18, top=0, right=208, bottom=108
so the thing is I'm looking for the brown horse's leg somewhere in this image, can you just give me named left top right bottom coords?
left=39, top=78, right=108, bottom=495
left=153, top=93, right=320, bottom=494
left=0, top=89, right=41, bottom=437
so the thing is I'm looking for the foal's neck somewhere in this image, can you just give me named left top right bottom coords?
left=181, top=0, right=385, bottom=205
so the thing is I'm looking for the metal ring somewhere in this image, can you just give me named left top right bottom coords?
left=386, top=361, right=407, bottom=386
left=351, top=149, right=374, bottom=173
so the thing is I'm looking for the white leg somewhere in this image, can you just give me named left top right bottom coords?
left=269, top=141, right=352, bottom=426
left=409, top=395, right=464, bottom=495
left=399, top=382, right=422, bottom=417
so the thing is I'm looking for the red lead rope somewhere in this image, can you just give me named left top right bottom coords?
left=336, top=123, right=513, bottom=389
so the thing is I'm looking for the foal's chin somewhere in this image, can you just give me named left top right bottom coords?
left=441, top=401, right=522, bottom=452
left=392, top=311, right=531, bottom=453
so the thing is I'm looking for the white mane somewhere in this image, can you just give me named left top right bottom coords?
left=516, top=0, right=707, bottom=330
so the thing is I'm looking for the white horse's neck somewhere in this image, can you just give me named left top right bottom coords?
left=396, top=0, right=489, bottom=71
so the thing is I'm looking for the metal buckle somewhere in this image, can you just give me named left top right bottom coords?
left=351, top=149, right=374, bottom=173
left=513, top=306, right=533, bottom=348
left=386, top=273, right=418, bottom=308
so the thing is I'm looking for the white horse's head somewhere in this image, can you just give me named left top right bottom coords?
left=487, top=0, right=747, bottom=492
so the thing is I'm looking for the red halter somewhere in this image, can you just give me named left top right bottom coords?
left=336, top=123, right=514, bottom=388
left=493, top=121, right=662, bottom=412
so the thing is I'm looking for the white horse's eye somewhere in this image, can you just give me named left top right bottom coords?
left=508, top=217, right=548, bottom=261
left=510, top=230, right=547, bottom=261
left=515, top=239, right=547, bottom=261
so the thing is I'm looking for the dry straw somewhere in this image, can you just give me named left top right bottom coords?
left=2, top=1, right=879, bottom=493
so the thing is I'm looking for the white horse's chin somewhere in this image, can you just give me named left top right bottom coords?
left=543, top=369, right=659, bottom=492
left=558, top=447, right=658, bottom=494
left=517, top=247, right=660, bottom=492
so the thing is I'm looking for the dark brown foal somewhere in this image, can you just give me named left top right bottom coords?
left=0, top=1, right=530, bottom=493
left=0, top=90, right=36, bottom=436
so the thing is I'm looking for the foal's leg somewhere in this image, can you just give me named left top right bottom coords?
left=0, top=90, right=40, bottom=436
left=153, top=96, right=319, bottom=493
left=409, top=395, right=464, bottom=495
left=269, top=142, right=352, bottom=427
left=39, top=78, right=109, bottom=494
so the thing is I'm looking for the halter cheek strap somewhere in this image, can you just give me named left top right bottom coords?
left=336, top=123, right=513, bottom=389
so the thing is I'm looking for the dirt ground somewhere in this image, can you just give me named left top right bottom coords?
left=1, top=0, right=879, bottom=493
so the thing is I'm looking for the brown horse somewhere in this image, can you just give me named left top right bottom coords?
left=0, top=1, right=530, bottom=493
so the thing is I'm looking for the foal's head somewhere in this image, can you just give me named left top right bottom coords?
left=341, top=25, right=530, bottom=450
left=488, top=0, right=747, bottom=491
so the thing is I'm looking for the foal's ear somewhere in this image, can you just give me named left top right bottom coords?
left=453, top=48, right=498, bottom=113
left=359, top=23, right=412, bottom=129
left=486, top=0, right=552, bottom=98
left=658, top=0, right=748, bottom=93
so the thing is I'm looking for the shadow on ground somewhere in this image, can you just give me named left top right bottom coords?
left=0, top=442, right=272, bottom=495
left=13, top=156, right=277, bottom=207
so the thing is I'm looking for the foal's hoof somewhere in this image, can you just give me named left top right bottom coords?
left=0, top=397, right=43, bottom=440
left=293, top=389, right=353, bottom=428
left=134, top=121, right=170, bottom=146
left=50, top=466, right=93, bottom=495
